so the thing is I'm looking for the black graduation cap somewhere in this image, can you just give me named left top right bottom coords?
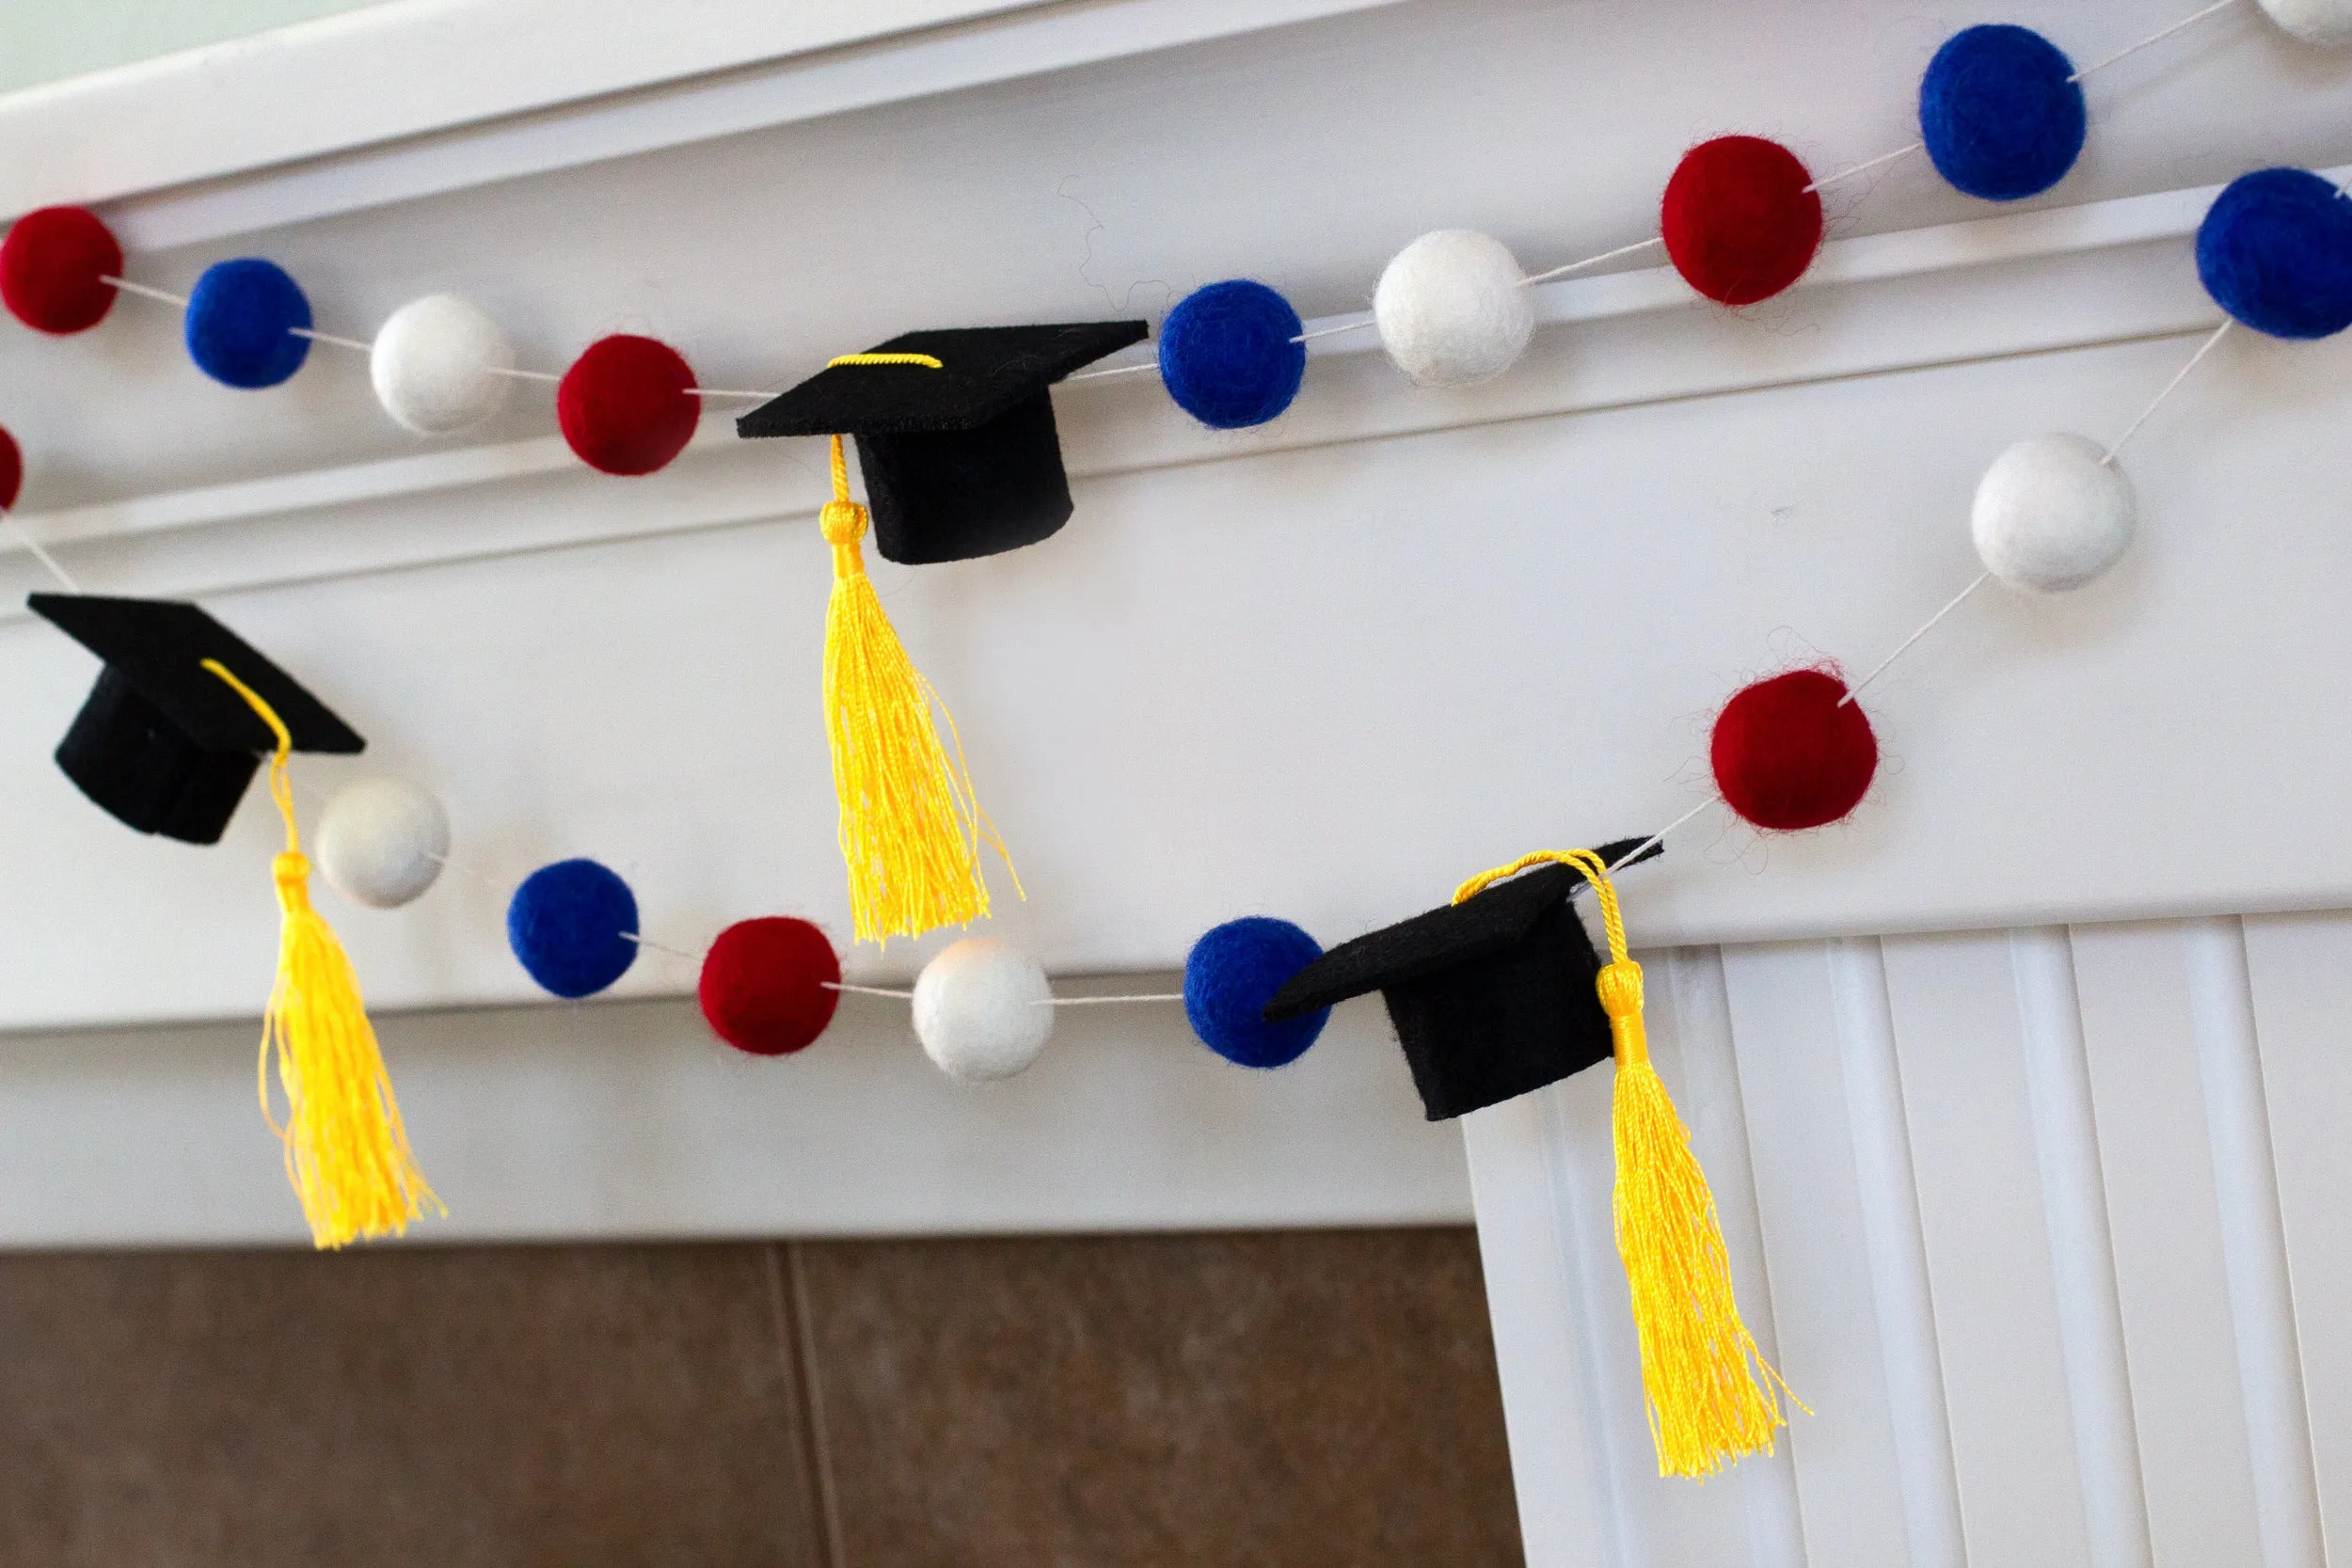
left=736, top=322, right=1148, bottom=565
left=1261, top=837, right=1664, bottom=1121
left=28, top=594, right=364, bottom=845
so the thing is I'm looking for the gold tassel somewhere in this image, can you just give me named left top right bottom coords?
left=202, top=659, right=443, bottom=1249
left=1458, top=848, right=1797, bottom=1478
left=817, top=426, right=1015, bottom=944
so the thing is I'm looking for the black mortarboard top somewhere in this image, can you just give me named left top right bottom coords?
left=29, top=594, right=364, bottom=846
left=736, top=322, right=1148, bottom=565
left=1261, top=837, right=1664, bottom=1122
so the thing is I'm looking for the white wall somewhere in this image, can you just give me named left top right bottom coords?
left=0, top=0, right=391, bottom=95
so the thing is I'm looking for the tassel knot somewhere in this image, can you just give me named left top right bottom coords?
left=273, top=851, right=311, bottom=898
left=820, top=498, right=867, bottom=547
left=1597, top=956, right=1645, bottom=1020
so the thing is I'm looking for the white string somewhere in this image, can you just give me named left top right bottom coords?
left=1292, top=318, right=1377, bottom=344
left=619, top=930, right=707, bottom=963
left=1, top=507, right=82, bottom=593
left=1519, top=235, right=1667, bottom=288
left=1804, top=141, right=1925, bottom=195
left=484, top=365, right=563, bottom=383
left=101, top=276, right=188, bottom=308
left=2071, top=0, right=2245, bottom=81
left=1840, top=570, right=1994, bottom=707
left=290, top=326, right=373, bottom=353
left=687, top=387, right=777, bottom=401
left=1042, top=992, right=1185, bottom=1006
left=2104, top=320, right=2231, bottom=466
left=1606, top=796, right=1720, bottom=876
left=1065, top=360, right=1165, bottom=382
left=823, top=981, right=914, bottom=999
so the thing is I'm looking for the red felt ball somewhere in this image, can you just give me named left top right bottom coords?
left=698, top=916, right=842, bottom=1056
left=1661, top=136, right=1823, bottom=307
left=0, top=207, right=124, bottom=335
left=1710, top=668, right=1878, bottom=831
left=0, top=426, right=19, bottom=513
left=556, top=334, right=699, bottom=476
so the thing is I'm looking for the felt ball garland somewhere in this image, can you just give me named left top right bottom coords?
left=0, top=207, right=123, bottom=335
left=1710, top=668, right=1878, bottom=832
left=1972, top=433, right=2135, bottom=593
left=2196, top=167, right=2352, bottom=341
left=556, top=334, right=700, bottom=475
left=2259, top=0, right=2352, bottom=47
left=1158, top=279, right=1307, bottom=428
left=372, top=293, right=516, bottom=436
left=316, top=777, right=451, bottom=910
left=1661, top=136, right=1823, bottom=307
left=1373, top=230, right=1535, bottom=387
left=507, top=857, right=641, bottom=998
left=185, top=258, right=313, bottom=389
left=1184, top=917, right=1328, bottom=1068
left=698, top=916, right=842, bottom=1055
left=1918, top=25, right=2086, bottom=202
left=0, top=423, right=20, bottom=513
left=913, top=937, right=1054, bottom=1081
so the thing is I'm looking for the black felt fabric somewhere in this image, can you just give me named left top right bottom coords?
left=29, top=594, right=364, bottom=845
left=736, top=322, right=1147, bottom=565
left=861, top=393, right=1072, bottom=565
left=1261, top=836, right=1661, bottom=1122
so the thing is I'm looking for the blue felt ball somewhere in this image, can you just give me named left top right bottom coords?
left=1184, top=916, right=1327, bottom=1069
left=507, top=858, right=641, bottom=999
left=1918, top=24, right=2086, bottom=202
left=2198, top=167, right=2352, bottom=341
left=184, top=257, right=312, bottom=388
left=1157, top=279, right=1307, bottom=430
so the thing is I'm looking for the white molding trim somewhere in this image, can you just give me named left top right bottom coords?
left=4, top=167, right=2296, bottom=618
left=0, top=0, right=1405, bottom=247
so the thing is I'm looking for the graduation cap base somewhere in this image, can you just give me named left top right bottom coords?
left=28, top=593, right=365, bottom=846
left=58, top=668, right=261, bottom=844
left=857, top=392, right=1072, bottom=565
left=1260, top=835, right=1661, bottom=1122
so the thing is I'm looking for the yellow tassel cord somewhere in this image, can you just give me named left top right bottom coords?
left=1454, top=849, right=1799, bottom=1477
left=201, top=659, right=443, bottom=1249
left=816, top=406, right=1017, bottom=945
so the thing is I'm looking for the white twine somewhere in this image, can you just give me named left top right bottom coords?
left=1841, top=570, right=1994, bottom=707
left=2071, top=0, right=2245, bottom=81
left=1065, top=360, right=1166, bottom=382
left=290, top=326, right=373, bottom=353
left=619, top=930, right=707, bottom=963
left=1, top=507, right=81, bottom=593
left=1804, top=142, right=1924, bottom=195
left=101, top=276, right=188, bottom=308
left=1519, top=235, right=1667, bottom=288
left=1607, top=796, right=1720, bottom=876
left=2105, top=320, right=2231, bottom=467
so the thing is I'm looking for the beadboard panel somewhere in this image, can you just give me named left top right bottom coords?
left=1468, top=910, right=2345, bottom=1568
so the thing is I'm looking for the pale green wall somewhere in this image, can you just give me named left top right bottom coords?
left=0, top=0, right=396, bottom=94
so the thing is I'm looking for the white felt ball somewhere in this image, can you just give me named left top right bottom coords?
left=370, top=293, right=515, bottom=435
left=2259, top=0, right=2352, bottom=46
left=1971, top=433, right=2137, bottom=594
left=912, top=938, right=1054, bottom=1082
left=1373, top=230, right=1535, bottom=388
left=316, top=777, right=451, bottom=910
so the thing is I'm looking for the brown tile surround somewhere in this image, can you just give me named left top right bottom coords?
left=0, top=1229, right=1520, bottom=1567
